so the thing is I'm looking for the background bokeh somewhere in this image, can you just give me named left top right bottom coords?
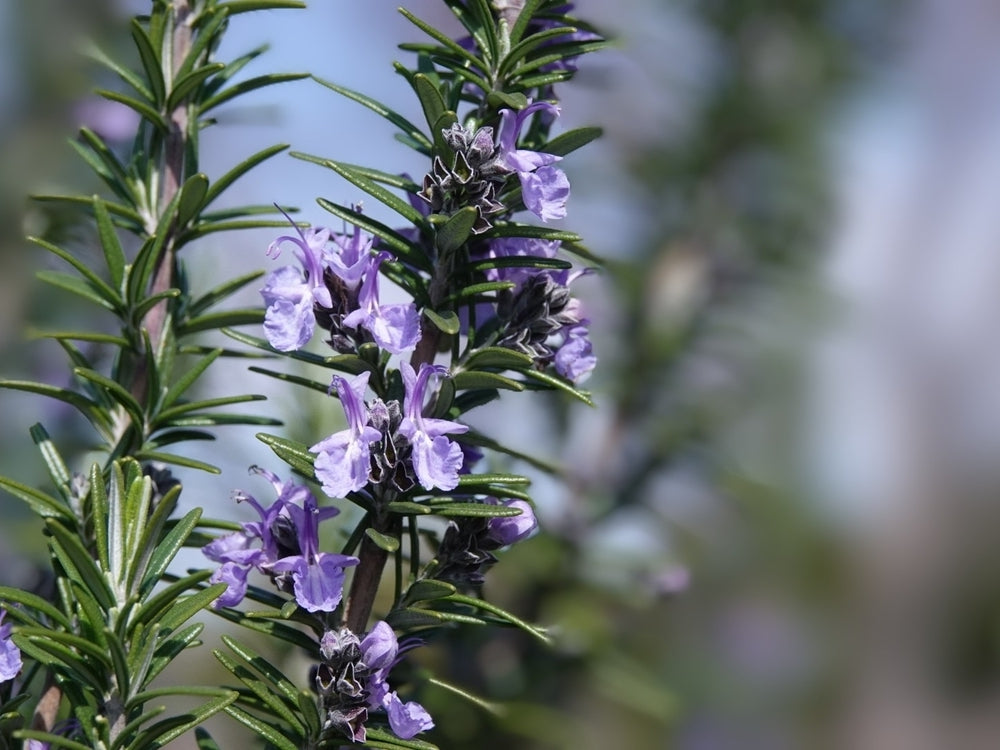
left=5, top=1, right=1000, bottom=748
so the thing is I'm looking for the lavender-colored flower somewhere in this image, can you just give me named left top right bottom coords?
left=342, top=252, right=421, bottom=354
left=398, top=363, right=468, bottom=491
left=327, top=223, right=373, bottom=288
left=317, top=621, right=432, bottom=742
left=496, top=101, right=570, bottom=222
left=270, top=494, right=359, bottom=612
left=0, top=608, right=22, bottom=682
left=385, top=692, right=435, bottom=738
left=311, top=371, right=382, bottom=498
left=262, top=221, right=334, bottom=351
left=486, top=499, right=538, bottom=546
left=203, top=468, right=329, bottom=607
left=553, top=322, right=596, bottom=383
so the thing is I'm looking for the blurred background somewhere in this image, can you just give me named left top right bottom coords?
left=5, top=0, right=1000, bottom=748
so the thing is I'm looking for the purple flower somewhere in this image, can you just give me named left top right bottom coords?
left=497, top=101, right=570, bottom=222
left=270, top=494, right=359, bottom=613
left=342, top=252, right=421, bottom=355
left=554, top=323, right=596, bottom=383
left=484, top=236, right=561, bottom=287
left=262, top=221, right=334, bottom=351
left=385, top=692, right=435, bottom=738
left=327, top=223, right=373, bottom=289
left=0, top=608, right=22, bottom=682
left=202, top=468, right=331, bottom=608
left=398, top=363, right=468, bottom=491
left=487, top=499, right=538, bottom=546
left=311, top=371, right=382, bottom=498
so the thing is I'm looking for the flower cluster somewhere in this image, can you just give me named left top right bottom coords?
left=316, top=621, right=433, bottom=743
left=203, top=468, right=358, bottom=612
left=0, top=608, right=21, bottom=683
left=312, top=364, right=468, bottom=499
left=261, top=218, right=420, bottom=355
left=433, top=498, right=538, bottom=587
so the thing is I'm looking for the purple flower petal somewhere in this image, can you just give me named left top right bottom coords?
left=384, top=692, right=434, bottom=738
left=487, top=499, right=538, bottom=546
left=0, top=610, right=23, bottom=682
left=208, top=562, right=250, bottom=608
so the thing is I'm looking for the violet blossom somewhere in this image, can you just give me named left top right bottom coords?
left=317, top=621, right=433, bottom=742
left=486, top=499, right=538, bottom=546
left=311, top=371, right=382, bottom=498
left=342, top=251, right=421, bottom=354
left=496, top=101, right=570, bottom=222
left=0, top=608, right=21, bottom=682
left=269, top=493, right=359, bottom=613
left=398, top=363, right=468, bottom=491
left=261, top=221, right=334, bottom=351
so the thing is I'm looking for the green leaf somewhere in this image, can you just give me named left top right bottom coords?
left=29, top=423, right=71, bottom=496
left=214, top=651, right=307, bottom=736
left=130, top=19, right=165, bottom=104
left=188, top=270, right=266, bottom=316
left=255, top=433, right=315, bottom=479
left=435, top=205, right=478, bottom=254
left=168, top=62, right=226, bottom=110
left=426, top=675, right=505, bottom=716
left=386, top=607, right=487, bottom=629
left=159, top=584, right=227, bottom=631
left=385, top=501, right=432, bottom=516
left=133, top=570, right=213, bottom=626
left=46, top=520, right=116, bottom=609
left=31, top=234, right=123, bottom=311
left=464, top=347, right=535, bottom=370
left=83, top=41, right=152, bottom=100
left=200, top=72, right=309, bottom=113
left=217, top=0, right=306, bottom=13
left=208, top=605, right=317, bottom=651
left=470, top=255, right=572, bottom=273
left=96, top=88, right=168, bottom=131
left=133, top=288, right=182, bottom=321
left=290, top=154, right=420, bottom=192
left=507, top=0, right=548, bottom=47
left=316, top=198, right=431, bottom=272
left=317, top=160, right=425, bottom=225
left=447, top=280, right=515, bottom=303
left=161, top=349, right=221, bottom=408
left=32, top=193, right=143, bottom=228
left=432, top=502, right=526, bottom=518
left=0, top=586, right=71, bottom=628
left=247, top=366, right=330, bottom=395
left=176, top=173, right=210, bottom=228
left=194, top=728, right=222, bottom=750
left=222, top=705, right=299, bottom=750
left=74, top=367, right=146, bottom=428
left=365, top=528, right=400, bottom=552
left=203, top=144, right=289, bottom=208
left=221, top=327, right=375, bottom=374
left=398, top=6, right=487, bottom=73
left=402, top=579, right=456, bottom=604
left=444, top=593, right=551, bottom=643
left=75, top=129, right=134, bottom=202
left=452, top=371, right=524, bottom=392
left=459, top=430, right=562, bottom=475
left=518, top=368, right=594, bottom=405
left=312, top=76, right=432, bottom=152
left=13, top=634, right=105, bottom=690
left=36, top=270, right=117, bottom=312
left=363, top=727, right=439, bottom=750
left=154, top=393, right=267, bottom=424
left=137, top=508, right=202, bottom=598
left=128, top=692, right=237, bottom=750
left=542, top=125, right=603, bottom=157
left=177, top=308, right=265, bottom=335
left=29, top=329, right=129, bottom=346
left=456, top=472, right=531, bottom=487
left=0, top=380, right=110, bottom=435
left=132, top=450, right=221, bottom=474
left=94, top=198, right=128, bottom=290
left=221, top=635, right=302, bottom=704
left=423, top=308, right=460, bottom=335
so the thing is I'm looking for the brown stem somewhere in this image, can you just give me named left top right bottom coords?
left=344, top=535, right=391, bottom=633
